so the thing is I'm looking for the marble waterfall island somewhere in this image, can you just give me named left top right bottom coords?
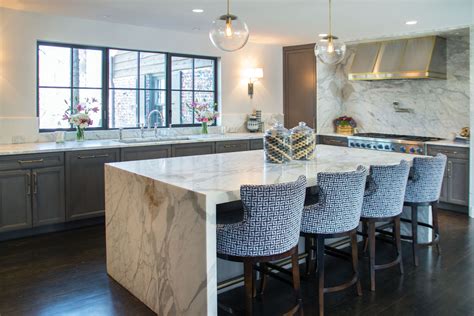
left=105, top=145, right=415, bottom=315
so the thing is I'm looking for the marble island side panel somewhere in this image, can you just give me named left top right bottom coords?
left=105, top=165, right=217, bottom=315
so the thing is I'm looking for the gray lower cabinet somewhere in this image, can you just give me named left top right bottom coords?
left=250, top=139, right=264, bottom=150
left=33, top=166, right=65, bottom=226
left=172, top=142, right=215, bottom=157
left=427, top=145, right=469, bottom=209
left=0, top=170, right=31, bottom=232
left=216, top=140, right=250, bottom=153
left=65, top=149, right=119, bottom=221
left=318, top=135, right=348, bottom=147
left=121, top=145, right=171, bottom=161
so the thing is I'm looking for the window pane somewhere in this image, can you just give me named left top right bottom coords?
left=38, top=88, right=71, bottom=129
left=72, top=89, right=103, bottom=128
left=140, top=90, right=166, bottom=127
left=109, top=89, right=138, bottom=128
left=38, top=45, right=71, bottom=87
left=140, top=52, right=166, bottom=89
left=72, top=48, right=102, bottom=88
left=171, top=91, right=193, bottom=125
left=193, top=92, right=215, bottom=124
left=109, top=50, right=138, bottom=89
left=194, top=59, right=215, bottom=91
left=171, top=57, right=193, bottom=90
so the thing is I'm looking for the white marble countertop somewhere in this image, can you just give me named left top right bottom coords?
left=318, top=133, right=470, bottom=148
left=0, top=133, right=264, bottom=156
left=107, top=145, right=415, bottom=204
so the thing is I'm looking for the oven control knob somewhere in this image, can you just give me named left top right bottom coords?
left=356, top=143, right=360, bottom=147
left=400, top=146, right=406, bottom=153
left=361, top=143, right=366, bottom=148
left=377, top=144, right=383, bottom=149
left=409, top=147, right=415, bottom=153
left=349, top=142, right=354, bottom=147
left=367, top=144, right=372, bottom=149
left=384, top=145, right=390, bottom=150
left=391, top=147, right=396, bottom=151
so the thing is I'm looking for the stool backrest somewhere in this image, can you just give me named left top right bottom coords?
left=313, top=166, right=368, bottom=233
left=240, top=175, right=307, bottom=256
left=362, top=160, right=410, bottom=218
left=405, top=154, right=447, bottom=203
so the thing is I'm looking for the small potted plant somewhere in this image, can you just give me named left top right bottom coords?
left=334, top=116, right=357, bottom=135
left=62, top=98, right=100, bottom=141
left=188, top=101, right=219, bottom=134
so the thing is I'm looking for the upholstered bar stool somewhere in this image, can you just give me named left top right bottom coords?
left=301, top=166, right=367, bottom=316
left=360, top=161, right=410, bottom=291
left=217, top=176, right=307, bottom=315
left=403, top=153, right=447, bottom=266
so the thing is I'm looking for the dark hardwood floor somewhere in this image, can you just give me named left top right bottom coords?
left=0, top=210, right=472, bottom=316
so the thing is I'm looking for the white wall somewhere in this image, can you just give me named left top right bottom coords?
left=0, top=8, right=283, bottom=144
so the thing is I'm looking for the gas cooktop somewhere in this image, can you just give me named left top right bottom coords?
left=347, top=133, right=444, bottom=155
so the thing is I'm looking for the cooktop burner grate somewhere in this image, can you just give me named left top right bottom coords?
left=352, top=133, right=443, bottom=142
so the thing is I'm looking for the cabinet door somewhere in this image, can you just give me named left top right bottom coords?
left=447, top=158, right=469, bottom=206
left=121, top=145, right=171, bottom=162
left=216, top=140, right=250, bottom=153
left=250, top=139, right=264, bottom=150
left=0, top=170, right=31, bottom=232
left=439, top=169, right=449, bottom=203
left=172, top=142, right=215, bottom=157
left=66, top=149, right=119, bottom=221
left=32, top=166, right=65, bottom=226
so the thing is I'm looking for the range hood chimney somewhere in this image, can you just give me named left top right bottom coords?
left=348, top=36, right=446, bottom=80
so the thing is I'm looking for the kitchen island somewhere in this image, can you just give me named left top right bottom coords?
left=105, top=145, right=415, bottom=315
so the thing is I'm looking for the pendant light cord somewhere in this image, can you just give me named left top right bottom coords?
left=227, top=0, right=230, bottom=16
left=329, top=0, right=332, bottom=37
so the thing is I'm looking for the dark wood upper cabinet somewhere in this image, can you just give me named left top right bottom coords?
left=283, top=44, right=317, bottom=129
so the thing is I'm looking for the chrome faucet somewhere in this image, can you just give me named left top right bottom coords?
left=147, top=110, right=165, bottom=138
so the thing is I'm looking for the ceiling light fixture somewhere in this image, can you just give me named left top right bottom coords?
left=406, top=20, right=418, bottom=25
left=209, top=0, right=249, bottom=52
left=314, top=0, right=346, bottom=65
left=192, top=9, right=204, bottom=13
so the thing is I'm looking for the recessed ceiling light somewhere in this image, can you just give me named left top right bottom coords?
left=102, top=15, right=111, bottom=18
left=405, top=20, right=418, bottom=25
left=192, top=9, right=204, bottom=13
left=192, top=27, right=201, bottom=31
left=318, top=33, right=328, bottom=37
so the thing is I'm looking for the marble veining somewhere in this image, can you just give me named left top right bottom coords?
left=0, top=133, right=263, bottom=156
left=317, top=34, right=470, bottom=138
left=105, top=145, right=416, bottom=315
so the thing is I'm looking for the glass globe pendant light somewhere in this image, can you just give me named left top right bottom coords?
left=209, top=0, right=249, bottom=52
left=315, top=0, right=346, bottom=65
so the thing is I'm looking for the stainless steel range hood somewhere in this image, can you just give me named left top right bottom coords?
left=348, top=36, right=447, bottom=80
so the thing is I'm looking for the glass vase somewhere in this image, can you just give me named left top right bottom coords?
left=201, top=122, right=208, bottom=134
left=76, top=127, right=85, bottom=142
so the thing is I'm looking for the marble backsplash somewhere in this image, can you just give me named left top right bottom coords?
left=317, top=34, right=470, bottom=138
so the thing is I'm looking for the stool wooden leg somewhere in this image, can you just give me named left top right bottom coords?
left=394, top=216, right=404, bottom=275
left=244, top=261, right=254, bottom=315
left=368, top=222, right=376, bottom=292
left=291, top=247, right=302, bottom=304
left=411, top=206, right=419, bottom=267
left=432, top=203, right=441, bottom=254
left=305, top=237, right=314, bottom=275
left=351, top=232, right=362, bottom=296
left=258, top=263, right=268, bottom=295
left=316, top=236, right=325, bottom=316
left=362, top=221, right=368, bottom=254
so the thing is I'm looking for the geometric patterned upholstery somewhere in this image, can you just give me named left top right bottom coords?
left=300, top=166, right=368, bottom=235
left=216, top=176, right=307, bottom=257
left=361, top=160, right=411, bottom=218
left=404, top=154, right=447, bottom=203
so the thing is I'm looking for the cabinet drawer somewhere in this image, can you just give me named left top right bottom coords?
left=172, top=142, right=215, bottom=157
left=121, top=145, right=171, bottom=161
left=427, top=145, right=469, bottom=159
left=0, top=152, right=64, bottom=171
left=318, top=135, right=348, bottom=147
left=250, top=139, right=264, bottom=150
left=216, top=140, right=250, bottom=153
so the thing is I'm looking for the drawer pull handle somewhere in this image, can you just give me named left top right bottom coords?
left=26, top=173, right=31, bottom=196
left=77, top=154, right=110, bottom=159
left=32, top=172, right=38, bottom=194
left=18, top=159, right=44, bottom=164
left=224, top=144, right=238, bottom=148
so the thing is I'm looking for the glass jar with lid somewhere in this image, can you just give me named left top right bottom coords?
left=264, top=122, right=291, bottom=164
left=290, top=122, right=316, bottom=160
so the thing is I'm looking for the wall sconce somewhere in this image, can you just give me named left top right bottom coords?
left=244, top=68, right=263, bottom=98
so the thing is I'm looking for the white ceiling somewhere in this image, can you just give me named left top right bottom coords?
left=1, top=0, right=472, bottom=45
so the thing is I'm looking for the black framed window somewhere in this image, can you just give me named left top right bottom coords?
left=37, top=42, right=218, bottom=131
left=170, top=55, right=217, bottom=125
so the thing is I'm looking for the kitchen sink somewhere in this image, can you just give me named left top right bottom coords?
left=118, top=136, right=191, bottom=143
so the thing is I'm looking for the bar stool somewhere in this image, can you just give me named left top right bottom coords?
left=403, top=153, right=447, bottom=266
left=216, top=176, right=307, bottom=315
left=301, top=166, right=367, bottom=316
left=360, top=161, right=410, bottom=291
